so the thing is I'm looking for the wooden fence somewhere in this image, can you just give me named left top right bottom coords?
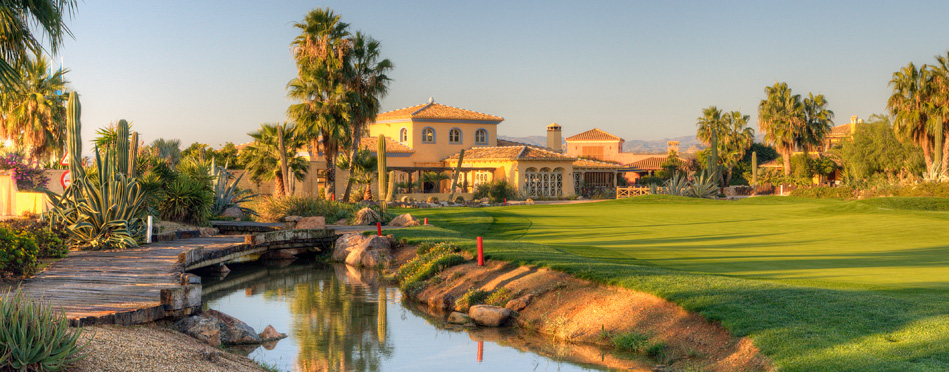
left=616, top=186, right=650, bottom=199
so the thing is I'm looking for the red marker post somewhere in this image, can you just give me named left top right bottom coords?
left=376, top=222, right=382, bottom=236
left=423, top=217, right=428, bottom=225
left=503, top=198, right=507, bottom=206
left=477, top=237, right=484, bottom=266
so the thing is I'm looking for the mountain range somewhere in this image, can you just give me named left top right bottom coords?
left=498, top=134, right=705, bottom=154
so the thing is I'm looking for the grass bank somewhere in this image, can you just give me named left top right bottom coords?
left=390, top=195, right=949, bottom=372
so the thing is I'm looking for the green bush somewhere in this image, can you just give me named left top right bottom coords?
left=257, top=196, right=357, bottom=223
left=455, top=288, right=490, bottom=312
left=0, top=289, right=87, bottom=370
left=0, top=219, right=68, bottom=259
left=485, top=287, right=514, bottom=306
left=158, top=175, right=213, bottom=225
left=790, top=186, right=856, bottom=199
left=396, top=242, right=466, bottom=293
left=637, top=176, right=665, bottom=185
left=473, top=180, right=518, bottom=203
left=0, top=227, right=39, bottom=277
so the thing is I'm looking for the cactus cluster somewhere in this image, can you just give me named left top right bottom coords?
left=129, top=132, right=139, bottom=178
left=377, top=135, right=387, bottom=213
left=115, top=119, right=129, bottom=175
left=65, top=92, right=83, bottom=181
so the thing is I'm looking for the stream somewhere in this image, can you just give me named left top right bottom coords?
left=201, top=260, right=652, bottom=372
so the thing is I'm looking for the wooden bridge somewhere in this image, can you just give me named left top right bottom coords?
left=616, top=186, right=650, bottom=199
left=18, top=227, right=338, bottom=326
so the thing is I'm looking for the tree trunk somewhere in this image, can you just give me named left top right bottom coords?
left=322, top=137, right=337, bottom=200
left=782, top=147, right=792, bottom=177
left=942, top=128, right=949, bottom=177
left=274, top=171, right=285, bottom=197
left=922, top=134, right=933, bottom=171
left=277, top=125, right=290, bottom=197
left=935, top=127, right=944, bottom=177
left=342, top=122, right=362, bottom=202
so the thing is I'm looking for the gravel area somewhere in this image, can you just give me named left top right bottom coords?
left=71, top=325, right=265, bottom=372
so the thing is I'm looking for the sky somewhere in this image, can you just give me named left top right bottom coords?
left=55, top=0, right=949, bottom=149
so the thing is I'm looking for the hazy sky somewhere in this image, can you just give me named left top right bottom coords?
left=57, top=0, right=949, bottom=148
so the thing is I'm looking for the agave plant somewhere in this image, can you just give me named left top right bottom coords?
left=46, top=148, right=146, bottom=249
left=0, top=288, right=88, bottom=371
left=210, top=163, right=257, bottom=218
left=649, top=172, right=690, bottom=196
left=687, top=171, right=719, bottom=199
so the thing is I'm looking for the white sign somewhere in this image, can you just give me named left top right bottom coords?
left=60, top=151, right=69, bottom=166
left=61, top=171, right=71, bottom=189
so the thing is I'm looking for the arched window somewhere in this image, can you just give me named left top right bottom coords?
left=399, top=128, right=408, bottom=143
left=422, top=127, right=435, bottom=143
left=449, top=128, right=462, bottom=144
left=475, top=129, right=488, bottom=145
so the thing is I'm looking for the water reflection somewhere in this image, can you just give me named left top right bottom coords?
left=203, top=261, right=648, bottom=372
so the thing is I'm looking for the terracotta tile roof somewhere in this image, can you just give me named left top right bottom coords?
left=376, top=101, right=503, bottom=122
left=572, top=158, right=624, bottom=169
left=496, top=139, right=552, bottom=150
left=627, top=156, right=666, bottom=170
left=444, top=146, right=576, bottom=162
left=828, top=123, right=854, bottom=137
left=564, top=128, right=623, bottom=142
left=359, top=136, right=414, bottom=154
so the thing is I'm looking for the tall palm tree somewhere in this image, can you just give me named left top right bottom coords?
left=148, top=138, right=182, bottom=166
left=801, top=93, right=834, bottom=156
left=240, top=123, right=309, bottom=196
left=341, top=32, right=393, bottom=201
left=758, top=82, right=805, bottom=176
left=0, top=52, right=68, bottom=161
left=928, top=52, right=949, bottom=176
left=720, top=110, right=755, bottom=185
left=888, top=62, right=934, bottom=171
left=288, top=8, right=353, bottom=200
left=0, top=0, right=76, bottom=86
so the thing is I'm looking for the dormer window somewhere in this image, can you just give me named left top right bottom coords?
left=399, top=128, right=408, bottom=143
left=422, top=127, right=435, bottom=143
left=475, top=129, right=488, bottom=145
left=449, top=128, right=462, bottom=144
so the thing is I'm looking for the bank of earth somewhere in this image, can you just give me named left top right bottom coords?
left=389, top=245, right=774, bottom=372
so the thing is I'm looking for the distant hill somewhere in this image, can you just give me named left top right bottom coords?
left=499, top=134, right=705, bottom=154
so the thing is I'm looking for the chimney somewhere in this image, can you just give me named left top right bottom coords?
left=547, top=123, right=562, bottom=152
left=667, top=140, right=679, bottom=153
left=850, top=115, right=857, bottom=124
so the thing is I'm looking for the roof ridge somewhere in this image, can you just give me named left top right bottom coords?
left=516, top=146, right=528, bottom=158
left=432, top=102, right=504, bottom=120
left=411, top=102, right=434, bottom=115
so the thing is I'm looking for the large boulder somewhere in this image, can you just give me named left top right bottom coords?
left=389, top=213, right=421, bottom=227
left=222, top=207, right=242, bottom=218
left=353, top=207, right=381, bottom=225
left=296, top=216, right=326, bottom=230
left=258, top=325, right=288, bottom=342
left=333, top=233, right=366, bottom=261
left=175, top=315, right=222, bottom=347
left=505, top=294, right=534, bottom=312
left=447, top=312, right=474, bottom=326
left=468, top=305, right=513, bottom=327
left=334, top=233, right=393, bottom=268
left=206, top=309, right=262, bottom=344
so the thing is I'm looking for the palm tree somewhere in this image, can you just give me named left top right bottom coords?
left=148, top=138, right=182, bottom=166
left=758, top=82, right=805, bottom=176
left=0, top=0, right=76, bottom=86
left=0, top=52, right=68, bottom=161
left=888, top=62, right=934, bottom=171
left=288, top=8, right=353, bottom=200
left=928, top=52, right=949, bottom=176
left=240, top=123, right=309, bottom=196
left=341, top=32, right=393, bottom=201
left=800, top=93, right=834, bottom=155
left=720, top=110, right=755, bottom=185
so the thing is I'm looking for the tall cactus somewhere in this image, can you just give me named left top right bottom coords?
left=129, top=132, right=139, bottom=178
left=448, top=149, right=465, bottom=202
left=66, top=92, right=83, bottom=181
left=386, top=170, right=396, bottom=203
left=377, top=135, right=387, bottom=213
left=115, top=119, right=129, bottom=175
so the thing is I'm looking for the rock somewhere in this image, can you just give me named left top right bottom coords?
left=205, top=309, right=262, bottom=344
left=426, top=293, right=456, bottom=311
left=175, top=315, right=222, bottom=347
left=296, top=216, right=326, bottom=230
left=197, top=227, right=219, bottom=237
left=284, top=215, right=302, bottom=222
left=505, top=294, right=533, bottom=312
left=480, top=197, right=490, bottom=204
left=335, top=233, right=393, bottom=268
left=333, top=233, right=366, bottom=261
left=447, top=312, right=474, bottom=325
left=389, top=213, right=421, bottom=227
left=525, top=198, right=535, bottom=205
left=468, top=305, right=513, bottom=327
left=258, top=325, right=288, bottom=342
left=353, top=207, right=381, bottom=225
left=222, top=207, right=242, bottom=218
left=576, top=196, right=584, bottom=200
left=334, top=219, right=348, bottom=225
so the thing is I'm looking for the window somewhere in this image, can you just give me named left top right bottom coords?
left=399, top=128, right=408, bottom=143
left=449, top=128, right=462, bottom=144
left=475, top=129, right=488, bottom=145
left=422, top=127, right=435, bottom=143
left=581, top=146, right=604, bottom=159
left=524, top=167, right=564, bottom=198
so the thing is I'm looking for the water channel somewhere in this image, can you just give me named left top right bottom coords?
left=202, top=260, right=652, bottom=372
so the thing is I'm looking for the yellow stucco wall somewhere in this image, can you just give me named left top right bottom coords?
left=369, top=120, right=499, bottom=164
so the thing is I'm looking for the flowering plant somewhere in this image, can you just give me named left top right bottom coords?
left=0, top=154, right=48, bottom=191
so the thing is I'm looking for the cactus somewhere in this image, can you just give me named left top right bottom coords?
left=751, top=151, right=757, bottom=188
left=386, top=170, right=396, bottom=202
left=66, top=91, right=83, bottom=181
left=115, top=119, right=129, bottom=175
left=448, top=149, right=465, bottom=202
left=377, top=135, right=387, bottom=213
left=129, top=132, right=139, bottom=178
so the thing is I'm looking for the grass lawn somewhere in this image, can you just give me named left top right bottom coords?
left=390, top=196, right=949, bottom=372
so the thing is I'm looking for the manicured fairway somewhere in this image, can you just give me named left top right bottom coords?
left=391, top=196, right=949, bottom=372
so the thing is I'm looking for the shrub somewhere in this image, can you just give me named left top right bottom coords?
left=637, top=175, right=665, bottom=186
left=455, top=288, right=490, bottom=312
left=0, top=219, right=68, bottom=259
left=396, top=242, right=466, bottom=292
left=485, top=287, right=514, bottom=306
left=790, top=185, right=856, bottom=199
left=473, top=180, right=518, bottom=203
left=158, top=175, right=213, bottom=226
left=257, top=196, right=357, bottom=223
left=0, top=153, right=49, bottom=191
left=0, top=227, right=39, bottom=277
left=0, top=289, right=87, bottom=370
